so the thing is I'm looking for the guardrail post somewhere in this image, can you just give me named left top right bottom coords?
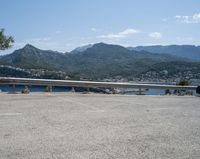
left=12, top=84, right=16, bottom=93
left=71, top=87, right=75, bottom=92
left=138, top=88, right=142, bottom=95
left=45, top=85, right=52, bottom=92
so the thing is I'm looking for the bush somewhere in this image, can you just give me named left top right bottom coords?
left=177, top=80, right=189, bottom=86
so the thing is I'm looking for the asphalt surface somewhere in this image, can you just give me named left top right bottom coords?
left=0, top=93, right=200, bottom=159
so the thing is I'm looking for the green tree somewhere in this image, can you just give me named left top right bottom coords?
left=178, top=80, right=189, bottom=86
left=0, top=28, right=14, bottom=50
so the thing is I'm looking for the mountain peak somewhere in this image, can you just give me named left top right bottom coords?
left=70, top=44, right=93, bottom=53
left=23, top=44, right=37, bottom=50
left=93, top=42, right=113, bottom=47
left=94, top=42, right=106, bottom=46
left=93, top=42, right=127, bottom=49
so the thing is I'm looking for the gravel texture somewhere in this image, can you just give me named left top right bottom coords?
left=0, top=93, right=200, bottom=159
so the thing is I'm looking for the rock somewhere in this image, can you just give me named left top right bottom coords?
left=21, top=86, right=30, bottom=94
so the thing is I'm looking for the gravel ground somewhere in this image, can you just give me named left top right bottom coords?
left=0, top=93, right=200, bottom=159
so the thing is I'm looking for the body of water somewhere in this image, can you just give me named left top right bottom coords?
left=0, top=84, right=195, bottom=95
left=0, top=85, right=71, bottom=93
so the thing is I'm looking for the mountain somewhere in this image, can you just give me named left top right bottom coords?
left=70, top=43, right=181, bottom=60
left=70, top=44, right=93, bottom=54
left=63, top=43, right=185, bottom=79
left=141, top=61, right=200, bottom=81
left=0, top=65, right=31, bottom=78
left=0, top=44, right=68, bottom=70
left=0, top=43, right=199, bottom=80
left=128, top=45, right=200, bottom=60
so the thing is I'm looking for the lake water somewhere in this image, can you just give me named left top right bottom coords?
left=0, top=85, right=72, bottom=93
left=0, top=84, right=176, bottom=95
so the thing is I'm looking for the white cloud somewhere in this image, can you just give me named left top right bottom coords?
left=98, top=28, right=140, bottom=39
left=174, top=13, right=200, bottom=23
left=91, top=28, right=98, bottom=32
left=149, top=32, right=162, bottom=39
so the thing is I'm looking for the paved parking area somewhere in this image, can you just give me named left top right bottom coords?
left=0, top=93, right=200, bottom=159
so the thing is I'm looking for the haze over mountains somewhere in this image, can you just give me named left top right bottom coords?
left=0, top=43, right=200, bottom=80
left=128, top=45, right=200, bottom=61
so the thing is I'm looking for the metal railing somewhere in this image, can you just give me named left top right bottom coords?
left=0, top=77, right=198, bottom=93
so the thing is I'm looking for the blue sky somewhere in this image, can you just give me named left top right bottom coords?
left=1, top=0, right=200, bottom=54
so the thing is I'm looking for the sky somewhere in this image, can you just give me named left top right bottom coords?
left=1, top=0, right=200, bottom=54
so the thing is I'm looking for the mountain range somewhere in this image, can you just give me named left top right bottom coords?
left=0, top=43, right=200, bottom=80
left=128, top=45, right=200, bottom=60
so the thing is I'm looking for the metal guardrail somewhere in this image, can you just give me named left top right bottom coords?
left=0, top=77, right=198, bottom=91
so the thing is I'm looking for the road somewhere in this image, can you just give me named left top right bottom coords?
left=0, top=93, right=200, bottom=159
